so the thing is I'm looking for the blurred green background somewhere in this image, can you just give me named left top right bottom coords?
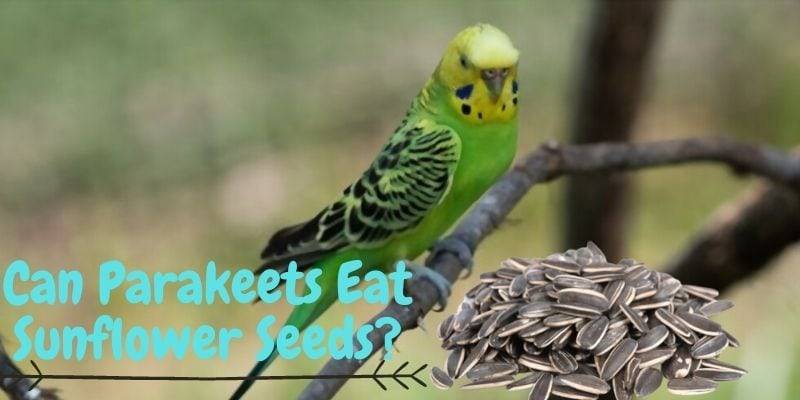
left=1, top=1, right=799, bottom=399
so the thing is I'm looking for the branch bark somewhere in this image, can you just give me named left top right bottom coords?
left=565, top=0, right=665, bottom=260
left=1, top=342, right=59, bottom=400
left=666, top=181, right=800, bottom=291
left=297, top=137, right=800, bottom=400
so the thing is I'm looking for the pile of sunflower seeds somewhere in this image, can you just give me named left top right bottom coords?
left=431, top=242, right=745, bottom=399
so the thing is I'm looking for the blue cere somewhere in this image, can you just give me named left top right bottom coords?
left=455, top=84, right=473, bottom=100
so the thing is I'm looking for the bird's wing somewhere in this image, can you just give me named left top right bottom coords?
left=257, top=122, right=462, bottom=274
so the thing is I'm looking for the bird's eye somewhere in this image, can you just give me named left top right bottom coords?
left=459, top=55, right=468, bottom=68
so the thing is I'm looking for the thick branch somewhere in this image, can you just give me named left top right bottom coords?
left=298, top=137, right=800, bottom=400
left=666, top=182, right=800, bottom=291
left=1, top=342, right=59, bottom=400
left=566, top=0, right=665, bottom=260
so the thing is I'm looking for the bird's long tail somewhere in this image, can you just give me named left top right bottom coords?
left=229, top=288, right=339, bottom=400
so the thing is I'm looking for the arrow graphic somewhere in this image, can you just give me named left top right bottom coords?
left=0, top=360, right=427, bottom=392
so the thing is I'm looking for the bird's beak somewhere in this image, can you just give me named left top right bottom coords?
left=482, top=68, right=507, bottom=103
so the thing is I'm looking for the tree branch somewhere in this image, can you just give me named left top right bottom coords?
left=666, top=181, right=800, bottom=291
left=297, top=137, right=799, bottom=400
left=1, top=341, right=59, bottom=400
left=565, top=0, right=665, bottom=260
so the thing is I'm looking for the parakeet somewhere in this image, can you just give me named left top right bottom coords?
left=230, top=23, right=519, bottom=399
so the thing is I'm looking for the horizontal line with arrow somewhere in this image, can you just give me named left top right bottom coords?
left=1, top=360, right=427, bottom=392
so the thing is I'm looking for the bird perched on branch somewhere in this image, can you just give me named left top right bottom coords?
left=230, top=23, right=519, bottom=399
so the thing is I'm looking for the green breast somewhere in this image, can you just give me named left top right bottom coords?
left=377, top=117, right=517, bottom=263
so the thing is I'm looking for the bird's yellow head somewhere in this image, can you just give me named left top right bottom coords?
left=436, top=23, right=519, bottom=124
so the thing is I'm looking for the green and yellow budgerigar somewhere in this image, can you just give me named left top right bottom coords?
left=231, top=23, right=519, bottom=399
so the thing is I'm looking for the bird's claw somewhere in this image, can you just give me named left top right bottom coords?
left=416, top=316, right=427, bottom=332
left=429, top=237, right=474, bottom=279
left=406, top=262, right=452, bottom=312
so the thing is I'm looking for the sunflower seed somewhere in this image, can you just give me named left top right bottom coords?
left=551, top=326, right=574, bottom=350
left=694, top=369, right=745, bottom=381
left=466, top=362, right=518, bottom=381
left=723, top=329, right=740, bottom=348
left=637, top=348, right=676, bottom=369
left=454, top=305, right=477, bottom=332
left=461, top=375, right=515, bottom=389
left=529, top=372, right=553, bottom=400
left=507, top=372, right=544, bottom=391
left=519, top=354, right=559, bottom=373
left=542, top=259, right=582, bottom=274
left=520, top=302, right=554, bottom=318
left=550, top=350, right=579, bottom=374
left=633, top=367, right=662, bottom=397
left=478, top=312, right=503, bottom=339
left=576, top=316, right=609, bottom=350
left=558, top=288, right=612, bottom=311
left=534, top=326, right=570, bottom=348
left=690, top=334, right=728, bottom=359
left=507, top=274, right=528, bottom=298
left=431, top=366, right=453, bottom=389
left=434, top=244, right=744, bottom=397
left=437, top=315, right=454, bottom=340
left=551, top=385, right=599, bottom=399
left=497, top=318, right=539, bottom=337
left=458, top=338, right=489, bottom=378
left=553, top=275, right=597, bottom=290
left=613, top=373, right=631, bottom=400
left=602, top=280, right=626, bottom=305
left=630, top=297, right=672, bottom=311
left=663, top=346, right=693, bottom=379
left=519, top=321, right=549, bottom=338
left=667, top=377, right=718, bottom=395
left=526, top=269, right=548, bottom=285
left=655, top=309, right=692, bottom=338
left=682, top=285, right=719, bottom=301
left=595, top=326, right=629, bottom=356
left=699, top=300, right=734, bottom=316
left=619, top=303, right=649, bottom=333
left=676, top=310, right=723, bottom=336
left=552, top=303, right=602, bottom=318
left=636, top=325, right=669, bottom=353
left=544, top=313, right=584, bottom=327
left=625, top=357, right=640, bottom=389
left=583, top=262, right=625, bottom=275
left=446, top=347, right=465, bottom=378
left=555, top=373, right=611, bottom=395
left=700, top=358, right=747, bottom=374
left=601, top=339, right=638, bottom=380
left=655, top=277, right=682, bottom=300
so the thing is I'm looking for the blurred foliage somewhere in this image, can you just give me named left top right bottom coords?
left=0, top=1, right=798, bottom=399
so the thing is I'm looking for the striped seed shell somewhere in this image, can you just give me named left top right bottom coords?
left=690, top=334, right=728, bottom=359
left=555, top=373, right=611, bottom=395
left=445, top=347, right=465, bottom=378
left=430, top=366, right=453, bottom=389
left=636, top=325, right=669, bottom=353
left=461, top=375, right=515, bottom=389
left=676, top=310, right=723, bottom=336
left=576, top=316, right=610, bottom=350
left=466, top=362, right=518, bottom=381
left=507, top=372, right=544, bottom=391
left=601, top=338, right=638, bottom=380
left=667, top=377, right=718, bottom=395
left=549, top=350, right=579, bottom=374
left=633, top=367, right=662, bottom=397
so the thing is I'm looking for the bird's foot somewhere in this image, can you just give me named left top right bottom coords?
left=406, top=261, right=452, bottom=312
left=429, top=237, right=474, bottom=279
